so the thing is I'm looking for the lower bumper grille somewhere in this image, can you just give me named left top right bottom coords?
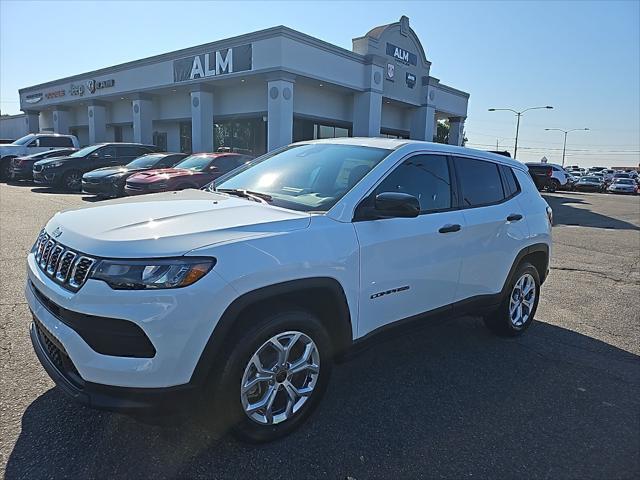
left=33, top=317, right=83, bottom=387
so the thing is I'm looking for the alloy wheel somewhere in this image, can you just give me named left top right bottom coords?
left=65, top=172, right=81, bottom=190
left=240, top=331, right=320, bottom=425
left=509, top=273, right=536, bottom=328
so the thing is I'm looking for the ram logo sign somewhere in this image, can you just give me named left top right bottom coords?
left=173, top=44, right=252, bottom=82
left=386, top=42, right=418, bottom=66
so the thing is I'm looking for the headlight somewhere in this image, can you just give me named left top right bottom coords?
left=43, top=161, right=64, bottom=169
left=91, top=257, right=215, bottom=290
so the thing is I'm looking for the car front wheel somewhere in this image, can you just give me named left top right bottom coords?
left=61, top=170, right=82, bottom=191
left=210, top=308, right=332, bottom=443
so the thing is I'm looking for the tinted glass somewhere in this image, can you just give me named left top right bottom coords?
left=455, top=157, right=505, bottom=207
left=213, top=155, right=244, bottom=173
left=175, top=154, right=215, bottom=171
left=158, top=154, right=187, bottom=167
left=500, top=165, right=520, bottom=197
left=71, top=145, right=102, bottom=158
left=216, top=144, right=391, bottom=212
left=375, top=154, right=451, bottom=212
left=45, top=137, right=73, bottom=147
left=118, top=146, right=148, bottom=157
left=98, top=146, right=117, bottom=159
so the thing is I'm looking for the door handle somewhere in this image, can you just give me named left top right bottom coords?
left=438, top=224, right=461, bottom=234
left=507, top=213, right=523, bottom=222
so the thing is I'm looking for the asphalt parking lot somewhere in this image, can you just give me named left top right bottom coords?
left=1, top=183, right=639, bottom=479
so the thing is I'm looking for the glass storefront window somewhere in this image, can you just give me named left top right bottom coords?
left=293, top=117, right=352, bottom=143
left=213, top=117, right=266, bottom=156
left=179, top=121, right=192, bottom=154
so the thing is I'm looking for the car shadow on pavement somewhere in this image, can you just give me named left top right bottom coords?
left=5, top=317, right=639, bottom=479
left=543, top=193, right=639, bottom=230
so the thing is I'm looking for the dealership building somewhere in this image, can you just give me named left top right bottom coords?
left=3, top=16, right=469, bottom=154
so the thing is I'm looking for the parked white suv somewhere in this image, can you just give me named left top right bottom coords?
left=0, top=133, right=79, bottom=180
left=26, top=138, right=552, bottom=442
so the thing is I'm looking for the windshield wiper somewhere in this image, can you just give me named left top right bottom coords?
left=216, top=188, right=272, bottom=203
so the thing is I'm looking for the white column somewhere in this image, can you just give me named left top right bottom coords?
left=52, top=109, right=70, bottom=134
left=88, top=104, right=107, bottom=144
left=132, top=97, right=153, bottom=144
left=448, top=117, right=465, bottom=146
left=23, top=110, right=40, bottom=133
left=267, top=79, right=294, bottom=151
left=352, top=91, right=382, bottom=137
left=410, top=105, right=436, bottom=142
left=190, top=89, right=214, bottom=153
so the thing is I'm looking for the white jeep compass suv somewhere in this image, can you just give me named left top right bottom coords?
left=26, top=138, right=552, bottom=442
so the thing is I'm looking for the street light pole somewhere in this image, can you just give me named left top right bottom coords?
left=488, top=105, right=553, bottom=160
left=544, top=128, right=589, bottom=167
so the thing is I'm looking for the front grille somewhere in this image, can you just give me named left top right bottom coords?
left=125, top=182, right=144, bottom=190
left=33, top=231, right=96, bottom=291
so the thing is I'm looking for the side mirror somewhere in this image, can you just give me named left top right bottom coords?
left=209, top=165, right=219, bottom=172
left=374, top=192, right=420, bottom=218
left=89, top=152, right=100, bottom=159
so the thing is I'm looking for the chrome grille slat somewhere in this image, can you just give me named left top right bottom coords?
left=46, top=245, right=64, bottom=274
left=33, top=233, right=96, bottom=291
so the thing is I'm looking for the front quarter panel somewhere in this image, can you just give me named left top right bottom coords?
left=187, top=215, right=360, bottom=339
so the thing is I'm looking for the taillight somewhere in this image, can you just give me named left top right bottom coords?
left=546, top=169, right=552, bottom=176
left=546, top=205, right=553, bottom=226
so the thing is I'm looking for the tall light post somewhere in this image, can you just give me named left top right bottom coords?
left=544, top=127, right=589, bottom=167
left=488, top=105, right=553, bottom=159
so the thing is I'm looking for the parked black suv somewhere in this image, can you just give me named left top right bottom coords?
left=82, top=152, right=188, bottom=197
left=33, top=143, right=158, bottom=191
left=526, top=164, right=554, bottom=191
left=10, top=148, right=78, bottom=181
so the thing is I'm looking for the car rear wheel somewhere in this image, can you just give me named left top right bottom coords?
left=546, top=179, right=560, bottom=193
left=61, top=170, right=82, bottom=191
left=484, top=262, right=540, bottom=337
left=0, top=158, right=13, bottom=181
left=208, top=308, right=332, bottom=443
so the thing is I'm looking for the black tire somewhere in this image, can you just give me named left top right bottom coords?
left=483, top=262, right=540, bottom=337
left=0, top=157, right=13, bottom=181
left=209, top=307, right=333, bottom=443
left=61, top=170, right=82, bottom=191
left=545, top=179, right=560, bottom=193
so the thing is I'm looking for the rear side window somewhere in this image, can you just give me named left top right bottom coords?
left=38, top=136, right=73, bottom=147
left=375, top=154, right=452, bottom=213
left=454, top=156, right=505, bottom=207
left=499, top=165, right=520, bottom=198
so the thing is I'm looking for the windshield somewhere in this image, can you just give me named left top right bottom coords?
left=615, top=179, right=634, bottom=185
left=174, top=154, right=213, bottom=171
left=582, top=177, right=599, bottom=183
left=127, top=154, right=166, bottom=169
left=11, top=134, right=36, bottom=146
left=70, top=145, right=102, bottom=158
left=215, top=143, right=392, bottom=212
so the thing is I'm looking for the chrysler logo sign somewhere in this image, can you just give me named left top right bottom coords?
left=25, top=93, right=43, bottom=104
left=173, top=44, right=252, bottom=82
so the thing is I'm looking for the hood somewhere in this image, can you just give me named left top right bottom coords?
left=0, top=145, right=23, bottom=154
left=35, top=155, right=75, bottom=167
left=44, top=189, right=311, bottom=257
left=127, top=168, right=198, bottom=184
left=83, top=166, right=130, bottom=178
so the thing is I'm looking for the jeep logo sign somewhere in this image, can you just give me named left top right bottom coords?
left=386, top=42, right=417, bottom=66
left=173, top=44, right=252, bottom=82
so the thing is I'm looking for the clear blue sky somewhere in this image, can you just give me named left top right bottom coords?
left=1, top=0, right=638, bottom=166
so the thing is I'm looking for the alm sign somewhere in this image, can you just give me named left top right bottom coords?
left=386, top=42, right=417, bottom=66
left=173, top=44, right=252, bottom=82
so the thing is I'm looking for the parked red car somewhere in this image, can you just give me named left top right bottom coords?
left=124, top=152, right=252, bottom=195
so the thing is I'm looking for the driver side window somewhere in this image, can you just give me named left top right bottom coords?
left=375, top=154, right=453, bottom=213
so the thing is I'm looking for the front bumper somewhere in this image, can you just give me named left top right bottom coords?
left=124, top=183, right=165, bottom=196
left=10, top=166, right=33, bottom=180
left=82, top=179, right=116, bottom=196
left=30, top=318, right=198, bottom=413
left=26, top=251, right=236, bottom=391
left=33, top=170, right=60, bottom=185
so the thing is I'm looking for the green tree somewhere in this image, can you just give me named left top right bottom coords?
left=434, top=120, right=467, bottom=146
